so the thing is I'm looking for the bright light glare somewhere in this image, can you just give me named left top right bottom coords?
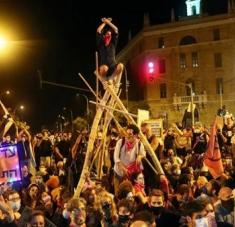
left=149, top=68, right=154, bottom=73
left=148, top=62, right=154, bottom=68
left=0, top=37, right=7, bottom=49
left=20, top=105, right=24, bottom=110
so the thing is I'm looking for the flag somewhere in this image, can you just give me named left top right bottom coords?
left=204, top=118, right=224, bottom=179
left=0, top=100, right=14, bottom=138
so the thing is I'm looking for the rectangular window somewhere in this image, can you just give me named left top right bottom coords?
left=159, top=59, right=166, bottom=73
left=192, top=52, right=199, bottom=68
left=213, top=29, right=220, bottom=41
left=216, top=78, right=223, bottom=94
left=158, top=37, right=165, bottom=48
left=214, top=53, right=222, bottom=68
left=160, top=83, right=167, bottom=98
left=179, top=53, right=186, bottom=69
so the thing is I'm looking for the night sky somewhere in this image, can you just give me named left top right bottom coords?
left=0, top=0, right=228, bottom=131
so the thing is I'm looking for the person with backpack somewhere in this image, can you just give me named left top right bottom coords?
left=113, top=124, right=145, bottom=195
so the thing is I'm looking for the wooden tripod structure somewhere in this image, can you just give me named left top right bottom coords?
left=73, top=70, right=164, bottom=198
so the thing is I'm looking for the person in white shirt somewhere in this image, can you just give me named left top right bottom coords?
left=113, top=124, right=145, bottom=195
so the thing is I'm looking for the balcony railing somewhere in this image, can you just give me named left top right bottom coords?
left=173, top=93, right=207, bottom=106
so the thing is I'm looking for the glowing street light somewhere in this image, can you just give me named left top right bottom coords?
left=13, top=104, right=25, bottom=117
left=0, top=90, right=10, bottom=97
left=19, top=105, right=24, bottom=110
left=0, top=37, right=7, bottom=50
left=0, top=32, right=16, bottom=60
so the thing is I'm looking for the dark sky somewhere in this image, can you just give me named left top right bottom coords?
left=0, top=0, right=228, bottom=131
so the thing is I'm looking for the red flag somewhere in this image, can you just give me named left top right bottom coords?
left=204, top=118, right=224, bottom=179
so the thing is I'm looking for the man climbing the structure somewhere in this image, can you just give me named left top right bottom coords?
left=96, top=17, right=123, bottom=84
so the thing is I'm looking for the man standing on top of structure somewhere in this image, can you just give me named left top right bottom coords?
left=96, top=17, right=123, bottom=80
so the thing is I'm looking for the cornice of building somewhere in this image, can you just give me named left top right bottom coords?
left=117, top=13, right=235, bottom=62
left=142, top=14, right=235, bottom=36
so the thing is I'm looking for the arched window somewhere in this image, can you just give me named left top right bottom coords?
left=192, top=5, right=197, bottom=15
left=180, top=36, right=197, bottom=45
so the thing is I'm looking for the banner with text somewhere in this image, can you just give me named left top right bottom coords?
left=0, top=145, right=21, bottom=184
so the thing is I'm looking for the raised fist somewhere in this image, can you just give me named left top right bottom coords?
left=101, top=17, right=112, bottom=23
left=101, top=17, right=106, bottom=22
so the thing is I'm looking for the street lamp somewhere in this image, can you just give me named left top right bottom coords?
left=0, top=37, right=7, bottom=50
left=0, top=90, right=11, bottom=98
left=76, top=93, right=89, bottom=130
left=13, top=105, right=25, bottom=120
left=0, top=35, right=11, bottom=59
left=187, top=83, right=194, bottom=127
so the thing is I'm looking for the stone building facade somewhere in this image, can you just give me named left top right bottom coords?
left=117, top=3, right=235, bottom=126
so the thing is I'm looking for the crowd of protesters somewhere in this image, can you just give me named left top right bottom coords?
left=0, top=111, right=235, bottom=227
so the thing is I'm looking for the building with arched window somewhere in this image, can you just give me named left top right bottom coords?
left=117, top=1, right=235, bottom=125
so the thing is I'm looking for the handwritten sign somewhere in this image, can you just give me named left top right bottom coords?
left=144, top=119, right=163, bottom=138
left=0, top=145, right=21, bottom=184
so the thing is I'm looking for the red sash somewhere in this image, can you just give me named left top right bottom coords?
left=126, top=161, right=141, bottom=177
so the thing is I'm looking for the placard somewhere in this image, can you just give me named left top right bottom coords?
left=143, top=119, right=163, bottom=138
left=137, top=109, right=149, bottom=127
left=0, top=145, right=21, bottom=184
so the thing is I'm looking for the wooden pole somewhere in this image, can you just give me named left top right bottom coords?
left=95, top=52, right=99, bottom=111
left=94, top=71, right=165, bottom=175
left=73, top=86, right=111, bottom=198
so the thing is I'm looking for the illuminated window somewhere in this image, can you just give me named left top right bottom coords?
left=180, top=53, right=187, bottom=69
left=192, top=52, right=199, bottom=68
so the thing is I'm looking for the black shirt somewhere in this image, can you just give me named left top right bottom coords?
left=56, top=140, right=70, bottom=158
left=39, top=139, right=52, bottom=157
left=97, top=32, right=118, bottom=67
left=0, top=221, right=17, bottom=227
